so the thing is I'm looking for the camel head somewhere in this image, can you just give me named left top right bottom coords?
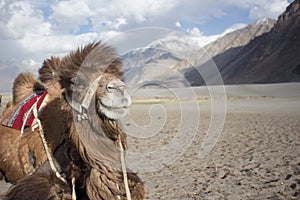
left=59, top=42, right=131, bottom=120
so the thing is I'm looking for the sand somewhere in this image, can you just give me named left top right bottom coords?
left=0, top=83, right=299, bottom=199
left=124, top=98, right=300, bottom=199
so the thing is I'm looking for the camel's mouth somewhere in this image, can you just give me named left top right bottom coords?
left=98, top=101, right=129, bottom=119
left=96, top=78, right=131, bottom=120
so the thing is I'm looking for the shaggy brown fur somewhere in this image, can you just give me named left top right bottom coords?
left=0, top=42, right=146, bottom=199
left=39, top=56, right=63, bottom=97
left=1, top=72, right=45, bottom=119
left=4, top=164, right=73, bottom=200
left=12, top=72, right=45, bottom=105
left=4, top=139, right=88, bottom=200
left=57, top=42, right=145, bottom=199
left=0, top=57, right=68, bottom=183
left=0, top=73, right=51, bottom=182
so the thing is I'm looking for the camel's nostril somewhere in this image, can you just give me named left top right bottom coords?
left=106, top=79, right=126, bottom=93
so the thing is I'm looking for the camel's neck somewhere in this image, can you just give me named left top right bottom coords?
left=63, top=96, right=132, bottom=198
left=69, top=105, right=122, bottom=167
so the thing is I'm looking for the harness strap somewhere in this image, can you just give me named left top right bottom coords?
left=20, top=103, right=36, bottom=136
left=31, top=98, right=77, bottom=199
left=65, top=75, right=103, bottom=121
left=119, top=135, right=132, bottom=200
left=81, top=75, right=102, bottom=110
left=72, top=177, right=76, bottom=200
left=31, top=98, right=67, bottom=183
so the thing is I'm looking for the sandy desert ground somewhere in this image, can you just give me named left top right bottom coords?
left=0, top=83, right=299, bottom=199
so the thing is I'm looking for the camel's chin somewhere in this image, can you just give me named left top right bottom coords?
left=98, top=104, right=128, bottom=120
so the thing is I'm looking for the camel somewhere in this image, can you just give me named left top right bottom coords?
left=0, top=42, right=146, bottom=199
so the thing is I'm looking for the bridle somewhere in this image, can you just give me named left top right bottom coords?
left=65, top=75, right=103, bottom=121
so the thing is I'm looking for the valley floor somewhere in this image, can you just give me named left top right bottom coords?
left=0, top=83, right=299, bottom=199
left=124, top=97, right=300, bottom=199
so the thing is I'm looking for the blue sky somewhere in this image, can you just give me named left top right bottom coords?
left=0, top=0, right=294, bottom=92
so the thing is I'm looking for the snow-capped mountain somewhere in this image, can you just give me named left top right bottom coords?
left=122, top=17, right=277, bottom=87
left=186, top=0, right=300, bottom=85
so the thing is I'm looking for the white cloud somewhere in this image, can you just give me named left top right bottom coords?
left=187, top=27, right=203, bottom=37
left=88, top=0, right=176, bottom=31
left=0, top=62, right=18, bottom=93
left=186, top=27, right=220, bottom=47
left=102, top=17, right=127, bottom=30
left=186, top=23, right=247, bottom=48
left=21, top=59, right=40, bottom=72
left=175, top=21, right=182, bottom=28
left=21, top=33, right=98, bottom=55
left=0, top=1, right=52, bottom=39
left=50, top=0, right=93, bottom=33
left=222, top=23, right=248, bottom=35
left=0, top=0, right=292, bottom=91
left=249, top=0, right=289, bottom=19
left=225, top=0, right=290, bottom=20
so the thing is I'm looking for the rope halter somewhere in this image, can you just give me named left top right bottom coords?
left=65, top=75, right=103, bottom=121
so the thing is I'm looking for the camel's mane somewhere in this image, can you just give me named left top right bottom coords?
left=58, top=42, right=123, bottom=91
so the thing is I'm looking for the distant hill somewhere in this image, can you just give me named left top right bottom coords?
left=186, top=0, right=300, bottom=85
left=122, top=33, right=209, bottom=87
left=122, top=1, right=300, bottom=87
left=122, top=15, right=277, bottom=87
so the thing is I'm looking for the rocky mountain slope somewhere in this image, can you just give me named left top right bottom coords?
left=121, top=33, right=207, bottom=87
left=122, top=1, right=300, bottom=87
left=186, top=0, right=300, bottom=85
left=206, top=19, right=276, bottom=57
left=122, top=17, right=276, bottom=87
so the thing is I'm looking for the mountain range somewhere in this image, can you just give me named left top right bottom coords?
left=122, top=0, right=300, bottom=87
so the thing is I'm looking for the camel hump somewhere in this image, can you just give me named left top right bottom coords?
left=39, top=56, right=60, bottom=85
left=38, top=56, right=63, bottom=97
left=12, top=72, right=45, bottom=105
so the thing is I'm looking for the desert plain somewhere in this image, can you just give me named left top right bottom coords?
left=0, top=83, right=299, bottom=199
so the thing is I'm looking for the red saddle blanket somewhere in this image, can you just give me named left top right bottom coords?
left=2, top=90, right=48, bottom=131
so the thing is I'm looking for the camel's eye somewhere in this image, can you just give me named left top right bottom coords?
left=74, top=79, right=80, bottom=86
left=70, top=78, right=84, bottom=89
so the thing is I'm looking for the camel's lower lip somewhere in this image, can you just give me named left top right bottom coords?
left=106, top=106, right=127, bottom=112
left=100, top=101, right=129, bottom=109
left=98, top=102, right=128, bottom=119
